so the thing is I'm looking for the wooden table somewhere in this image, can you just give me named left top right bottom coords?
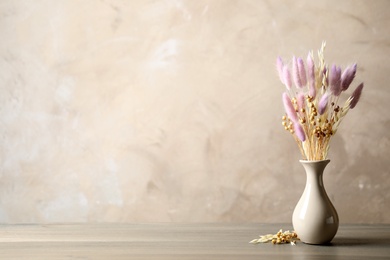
left=0, top=223, right=389, bottom=259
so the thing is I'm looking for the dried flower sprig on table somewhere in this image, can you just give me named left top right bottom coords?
left=277, top=42, right=364, bottom=160
left=250, top=229, right=299, bottom=245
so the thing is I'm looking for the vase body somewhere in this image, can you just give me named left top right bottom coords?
left=292, top=159, right=339, bottom=244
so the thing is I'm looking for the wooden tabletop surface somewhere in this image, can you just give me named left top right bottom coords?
left=0, top=223, right=389, bottom=259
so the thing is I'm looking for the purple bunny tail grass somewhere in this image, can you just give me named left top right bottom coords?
left=282, top=92, right=298, bottom=122
left=336, top=66, right=342, bottom=94
left=276, top=57, right=284, bottom=84
left=283, top=66, right=292, bottom=90
left=294, top=122, right=306, bottom=142
left=292, top=56, right=303, bottom=88
left=297, top=58, right=307, bottom=87
left=329, top=64, right=342, bottom=96
left=341, top=63, right=357, bottom=91
left=309, top=84, right=316, bottom=99
left=297, top=92, right=305, bottom=112
left=318, top=93, right=329, bottom=115
left=350, top=83, right=364, bottom=109
left=306, top=53, right=316, bottom=97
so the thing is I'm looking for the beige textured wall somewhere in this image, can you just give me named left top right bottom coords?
left=0, top=0, right=389, bottom=223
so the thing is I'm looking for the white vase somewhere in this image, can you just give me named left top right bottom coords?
left=292, top=159, right=339, bottom=244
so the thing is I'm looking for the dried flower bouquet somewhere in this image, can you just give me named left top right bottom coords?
left=277, top=42, right=364, bottom=161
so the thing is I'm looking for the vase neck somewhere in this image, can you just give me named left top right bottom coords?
left=300, top=160, right=330, bottom=187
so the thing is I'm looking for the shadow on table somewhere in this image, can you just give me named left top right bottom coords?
left=322, top=237, right=387, bottom=247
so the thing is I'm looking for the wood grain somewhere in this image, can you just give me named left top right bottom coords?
left=0, top=223, right=389, bottom=259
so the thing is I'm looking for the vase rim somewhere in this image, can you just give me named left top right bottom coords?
left=299, top=159, right=330, bottom=163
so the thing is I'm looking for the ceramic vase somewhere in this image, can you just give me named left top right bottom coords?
left=292, top=159, right=339, bottom=244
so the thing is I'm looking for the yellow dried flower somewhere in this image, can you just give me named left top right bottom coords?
left=250, top=229, right=300, bottom=245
